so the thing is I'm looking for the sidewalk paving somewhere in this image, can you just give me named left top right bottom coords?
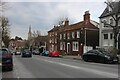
left=61, top=55, right=120, bottom=64
left=61, top=55, right=82, bottom=60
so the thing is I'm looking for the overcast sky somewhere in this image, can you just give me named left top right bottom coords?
left=3, top=0, right=107, bottom=39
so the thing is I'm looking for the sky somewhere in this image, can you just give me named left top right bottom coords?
left=3, top=0, right=107, bottom=39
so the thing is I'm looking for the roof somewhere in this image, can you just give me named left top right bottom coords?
left=100, top=1, right=120, bottom=18
left=59, top=21, right=99, bottom=32
left=48, top=26, right=59, bottom=33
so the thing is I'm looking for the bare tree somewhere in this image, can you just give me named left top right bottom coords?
left=103, top=0, right=120, bottom=54
left=0, top=1, right=10, bottom=47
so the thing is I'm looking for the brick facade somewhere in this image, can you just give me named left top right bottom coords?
left=48, top=11, right=99, bottom=56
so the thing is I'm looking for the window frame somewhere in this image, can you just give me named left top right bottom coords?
left=72, top=42, right=79, bottom=51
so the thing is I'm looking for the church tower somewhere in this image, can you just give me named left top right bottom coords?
left=28, top=25, right=32, bottom=40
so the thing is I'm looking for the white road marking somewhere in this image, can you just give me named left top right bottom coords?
left=42, top=59, right=118, bottom=78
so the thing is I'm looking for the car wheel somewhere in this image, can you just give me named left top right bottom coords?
left=83, top=58, right=88, bottom=62
left=8, top=67, right=13, bottom=71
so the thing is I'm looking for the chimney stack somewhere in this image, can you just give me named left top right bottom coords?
left=84, top=11, right=90, bottom=23
left=64, top=18, right=69, bottom=26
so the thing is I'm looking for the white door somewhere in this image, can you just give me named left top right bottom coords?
left=67, top=43, right=70, bottom=53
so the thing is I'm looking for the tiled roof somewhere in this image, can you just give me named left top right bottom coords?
left=48, top=26, right=59, bottom=32
left=100, top=2, right=120, bottom=18
left=60, top=21, right=99, bottom=32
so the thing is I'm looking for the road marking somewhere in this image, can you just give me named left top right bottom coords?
left=42, top=59, right=118, bottom=78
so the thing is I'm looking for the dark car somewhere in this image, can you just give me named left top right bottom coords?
left=82, top=49, right=119, bottom=64
left=0, top=48, right=13, bottom=71
left=21, top=49, right=32, bottom=57
left=41, top=51, right=49, bottom=56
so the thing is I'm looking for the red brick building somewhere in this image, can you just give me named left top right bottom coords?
left=48, top=11, right=99, bottom=55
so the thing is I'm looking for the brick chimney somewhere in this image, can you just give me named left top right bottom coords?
left=84, top=11, right=90, bottom=23
left=64, top=18, right=69, bottom=26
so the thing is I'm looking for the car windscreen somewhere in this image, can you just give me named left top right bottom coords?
left=97, top=49, right=110, bottom=55
left=0, top=49, right=8, bottom=54
left=87, top=50, right=99, bottom=54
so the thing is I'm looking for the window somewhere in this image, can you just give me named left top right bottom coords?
left=72, top=32, right=75, bottom=38
left=63, top=42, right=65, bottom=50
left=60, top=42, right=65, bottom=50
left=55, top=38, right=57, bottom=43
left=51, top=38, right=54, bottom=43
left=103, top=20, right=107, bottom=27
left=60, top=42, right=63, bottom=50
left=52, top=32, right=54, bottom=36
left=104, top=34, right=108, bottom=39
left=77, top=31, right=80, bottom=38
left=49, top=39, right=52, bottom=43
left=119, top=19, right=120, bottom=26
left=60, top=34, right=62, bottom=40
left=64, top=33, right=66, bottom=39
left=110, top=33, right=113, bottom=39
left=110, top=18, right=113, bottom=25
left=73, top=42, right=79, bottom=51
left=55, top=32, right=57, bottom=36
left=67, top=33, right=70, bottom=39
left=49, top=33, right=51, bottom=37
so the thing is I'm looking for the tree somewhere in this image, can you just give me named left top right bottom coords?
left=1, top=17, right=10, bottom=47
left=103, top=0, right=120, bottom=54
left=0, top=2, right=10, bottom=47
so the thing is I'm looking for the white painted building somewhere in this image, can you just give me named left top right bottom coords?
left=99, top=1, right=120, bottom=50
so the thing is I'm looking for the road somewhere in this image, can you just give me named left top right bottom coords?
left=2, top=55, right=119, bottom=79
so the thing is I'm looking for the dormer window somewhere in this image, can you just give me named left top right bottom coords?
left=110, top=18, right=113, bottom=25
left=103, top=20, right=108, bottom=27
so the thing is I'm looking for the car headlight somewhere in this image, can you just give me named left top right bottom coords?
left=105, top=55, right=110, bottom=59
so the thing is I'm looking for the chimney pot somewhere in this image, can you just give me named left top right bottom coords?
left=84, top=11, right=90, bottom=23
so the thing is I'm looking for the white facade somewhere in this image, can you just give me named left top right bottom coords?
left=99, top=14, right=120, bottom=49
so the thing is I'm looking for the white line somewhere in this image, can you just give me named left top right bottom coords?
left=42, top=59, right=118, bottom=78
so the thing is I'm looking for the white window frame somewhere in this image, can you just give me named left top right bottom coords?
left=109, top=18, right=113, bottom=25
left=60, top=34, right=62, bottom=40
left=55, top=38, right=57, bottom=43
left=72, top=42, right=79, bottom=51
left=77, top=31, right=80, bottom=38
left=60, top=42, right=63, bottom=50
left=103, top=33, right=108, bottom=40
left=67, top=33, right=70, bottom=39
left=72, top=32, right=75, bottom=38
left=64, top=33, right=66, bottom=39
left=63, top=42, right=65, bottom=50
left=49, top=39, right=52, bottom=43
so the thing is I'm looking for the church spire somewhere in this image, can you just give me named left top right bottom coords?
left=28, top=25, right=32, bottom=40
left=29, top=25, right=31, bottom=33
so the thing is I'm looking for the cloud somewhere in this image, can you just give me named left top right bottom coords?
left=4, top=0, right=107, bottom=2
left=4, top=2, right=106, bottom=39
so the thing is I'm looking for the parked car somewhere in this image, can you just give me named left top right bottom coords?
left=15, top=51, right=21, bottom=55
left=41, top=51, right=49, bottom=56
left=82, top=49, right=119, bottom=64
left=48, top=51, right=61, bottom=57
left=32, top=49, right=40, bottom=55
left=0, top=48, right=13, bottom=71
left=21, top=49, right=32, bottom=57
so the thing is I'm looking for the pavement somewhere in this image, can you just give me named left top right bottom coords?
left=61, top=55, right=82, bottom=60
left=61, top=55, right=120, bottom=64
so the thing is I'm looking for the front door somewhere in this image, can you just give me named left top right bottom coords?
left=67, top=43, right=70, bottom=53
